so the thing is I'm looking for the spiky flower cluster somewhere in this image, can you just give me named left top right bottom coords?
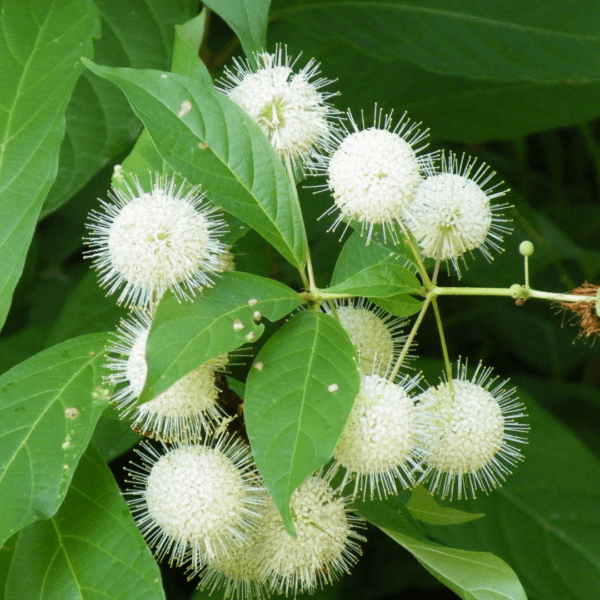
left=218, top=45, right=339, bottom=176
left=82, top=43, right=536, bottom=600
left=323, top=298, right=411, bottom=376
left=416, top=360, right=529, bottom=499
left=85, top=176, right=227, bottom=308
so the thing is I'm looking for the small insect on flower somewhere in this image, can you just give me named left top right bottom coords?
left=105, top=310, right=228, bottom=443
left=323, top=298, right=412, bottom=376
left=406, top=152, right=512, bottom=277
left=252, top=473, right=365, bottom=597
left=312, top=107, right=432, bottom=243
left=218, top=44, right=339, bottom=178
left=416, top=359, right=529, bottom=500
left=85, top=175, right=227, bottom=309
left=333, top=373, right=424, bottom=499
left=126, top=436, right=265, bottom=574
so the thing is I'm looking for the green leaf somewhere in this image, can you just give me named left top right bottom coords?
left=332, top=231, right=416, bottom=286
left=269, top=12, right=600, bottom=142
left=0, top=333, right=110, bottom=545
left=42, top=0, right=199, bottom=215
left=245, top=311, right=361, bottom=533
left=426, top=395, right=600, bottom=600
left=172, top=11, right=213, bottom=85
left=5, top=446, right=165, bottom=600
left=354, top=496, right=527, bottom=600
left=331, top=232, right=424, bottom=316
left=0, top=533, right=18, bottom=595
left=83, top=60, right=308, bottom=268
left=370, top=294, right=424, bottom=318
left=140, top=271, right=301, bottom=403
left=0, top=0, right=99, bottom=330
left=91, top=415, right=142, bottom=464
left=271, top=0, right=600, bottom=83
left=326, top=264, right=422, bottom=298
left=45, top=270, right=127, bottom=346
left=407, top=486, right=485, bottom=526
left=205, top=0, right=271, bottom=63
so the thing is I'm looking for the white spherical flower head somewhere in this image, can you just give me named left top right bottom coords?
left=253, top=475, right=364, bottom=596
left=218, top=45, right=339, bottom=176
left=333, top=373, right=423, bottom=499
left=85, top=175, right=227, bottom=308
left=314, top=109, right=432, bottom=242
left=325, top=298, right=411, bottom=376
left=406, top=152, right=512, bottom=277
left=105, top=311, right=227, bottom=442
left=126, top=437, right=265, bottom=573
left=199, top=531, right=268, bottom=600
left=417, top=360, right=528, bottom=500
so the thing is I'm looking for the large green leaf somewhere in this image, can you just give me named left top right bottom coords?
left=332, top=231, right=416, bottom=286
left=245, top=310, right=361, bottom=533
left=326, top=264, right=422, bottom=298
left=269, top=7, right=600, bottom=142
left=84, top=60, right=308, bottom=268
left=407, top=486, right=485, bottom=526
left=140, top=271, right=301, bottom=403
left=426, top=395, right=600, bottom=600
left=271, top=0, right=600, bottom=83
left=0, top=0, right=98, bottom=330
left=4, top=446, right=165, bottom=600
left=331, top=232, right=424, bottom=316
left=355, top=496, right=527, bottom=600
left=42, top=0, right=200, bottom=215
left=204, top=0, right=271, bottom=63
left=0, top=333, right=110, bottom=545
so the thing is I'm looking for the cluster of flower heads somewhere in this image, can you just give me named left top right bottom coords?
left=82, top=45, right=531, bottom=599
left=84, top=172, right=367, bottom=598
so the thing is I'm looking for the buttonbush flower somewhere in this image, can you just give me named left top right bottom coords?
left=106, top=310, right=227, bottom=442
left=198, top=530, right=269, bottom=600
left=313, top=108, right=431, bottom=242
left=126, top=436, right=265, bottom=573
left=324, top=298, right=411, bottom=376
left=417, top=359, right=528, bottom=499
left=333, top=373, right=423, bottom=498
left=218, top=45, right=339, bottom=176
left=85, top=175, right=227, bottom=308
left=252, top=474, right=365, bottom=596
left=406, top=152, right=511, bottom=276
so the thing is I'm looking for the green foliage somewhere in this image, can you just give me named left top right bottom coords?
left=140, top=271, right=301, bottom=403
left=1, top=0, right=600, bottom=598
left=245, top=311, right=360, bottom=532
left=0, top=0, right=98, bottom=330
left=83, top=60, right=308, bottom=268
left=4, top=446, right=165, bottom=600
left=0, top=333, right=110, bottom=544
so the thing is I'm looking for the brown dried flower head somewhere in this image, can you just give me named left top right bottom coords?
left=558, top=282, right=600, bottom=341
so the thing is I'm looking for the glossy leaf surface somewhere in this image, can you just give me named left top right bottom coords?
left=0, top=0, right=98, bottom=328
left=245, top=311, right=360, bottom=532
left=5, top=446, right=165, bottom=600
left=84, top=60, right=308, bottom=268
left=140, top=271, right=301, bottom=403
left=0, top=333, right=110, bottom=544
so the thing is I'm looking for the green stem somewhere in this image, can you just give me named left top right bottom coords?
left=388, top=295, right=432, bottom=381
left=285, top=159, right=316, bottom=293
left=433, top=285, right=595, bottom=304
left=431, top=297, right=454, bottom=392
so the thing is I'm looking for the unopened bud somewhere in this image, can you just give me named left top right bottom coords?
left=519, top=240, right=534, bottom=256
